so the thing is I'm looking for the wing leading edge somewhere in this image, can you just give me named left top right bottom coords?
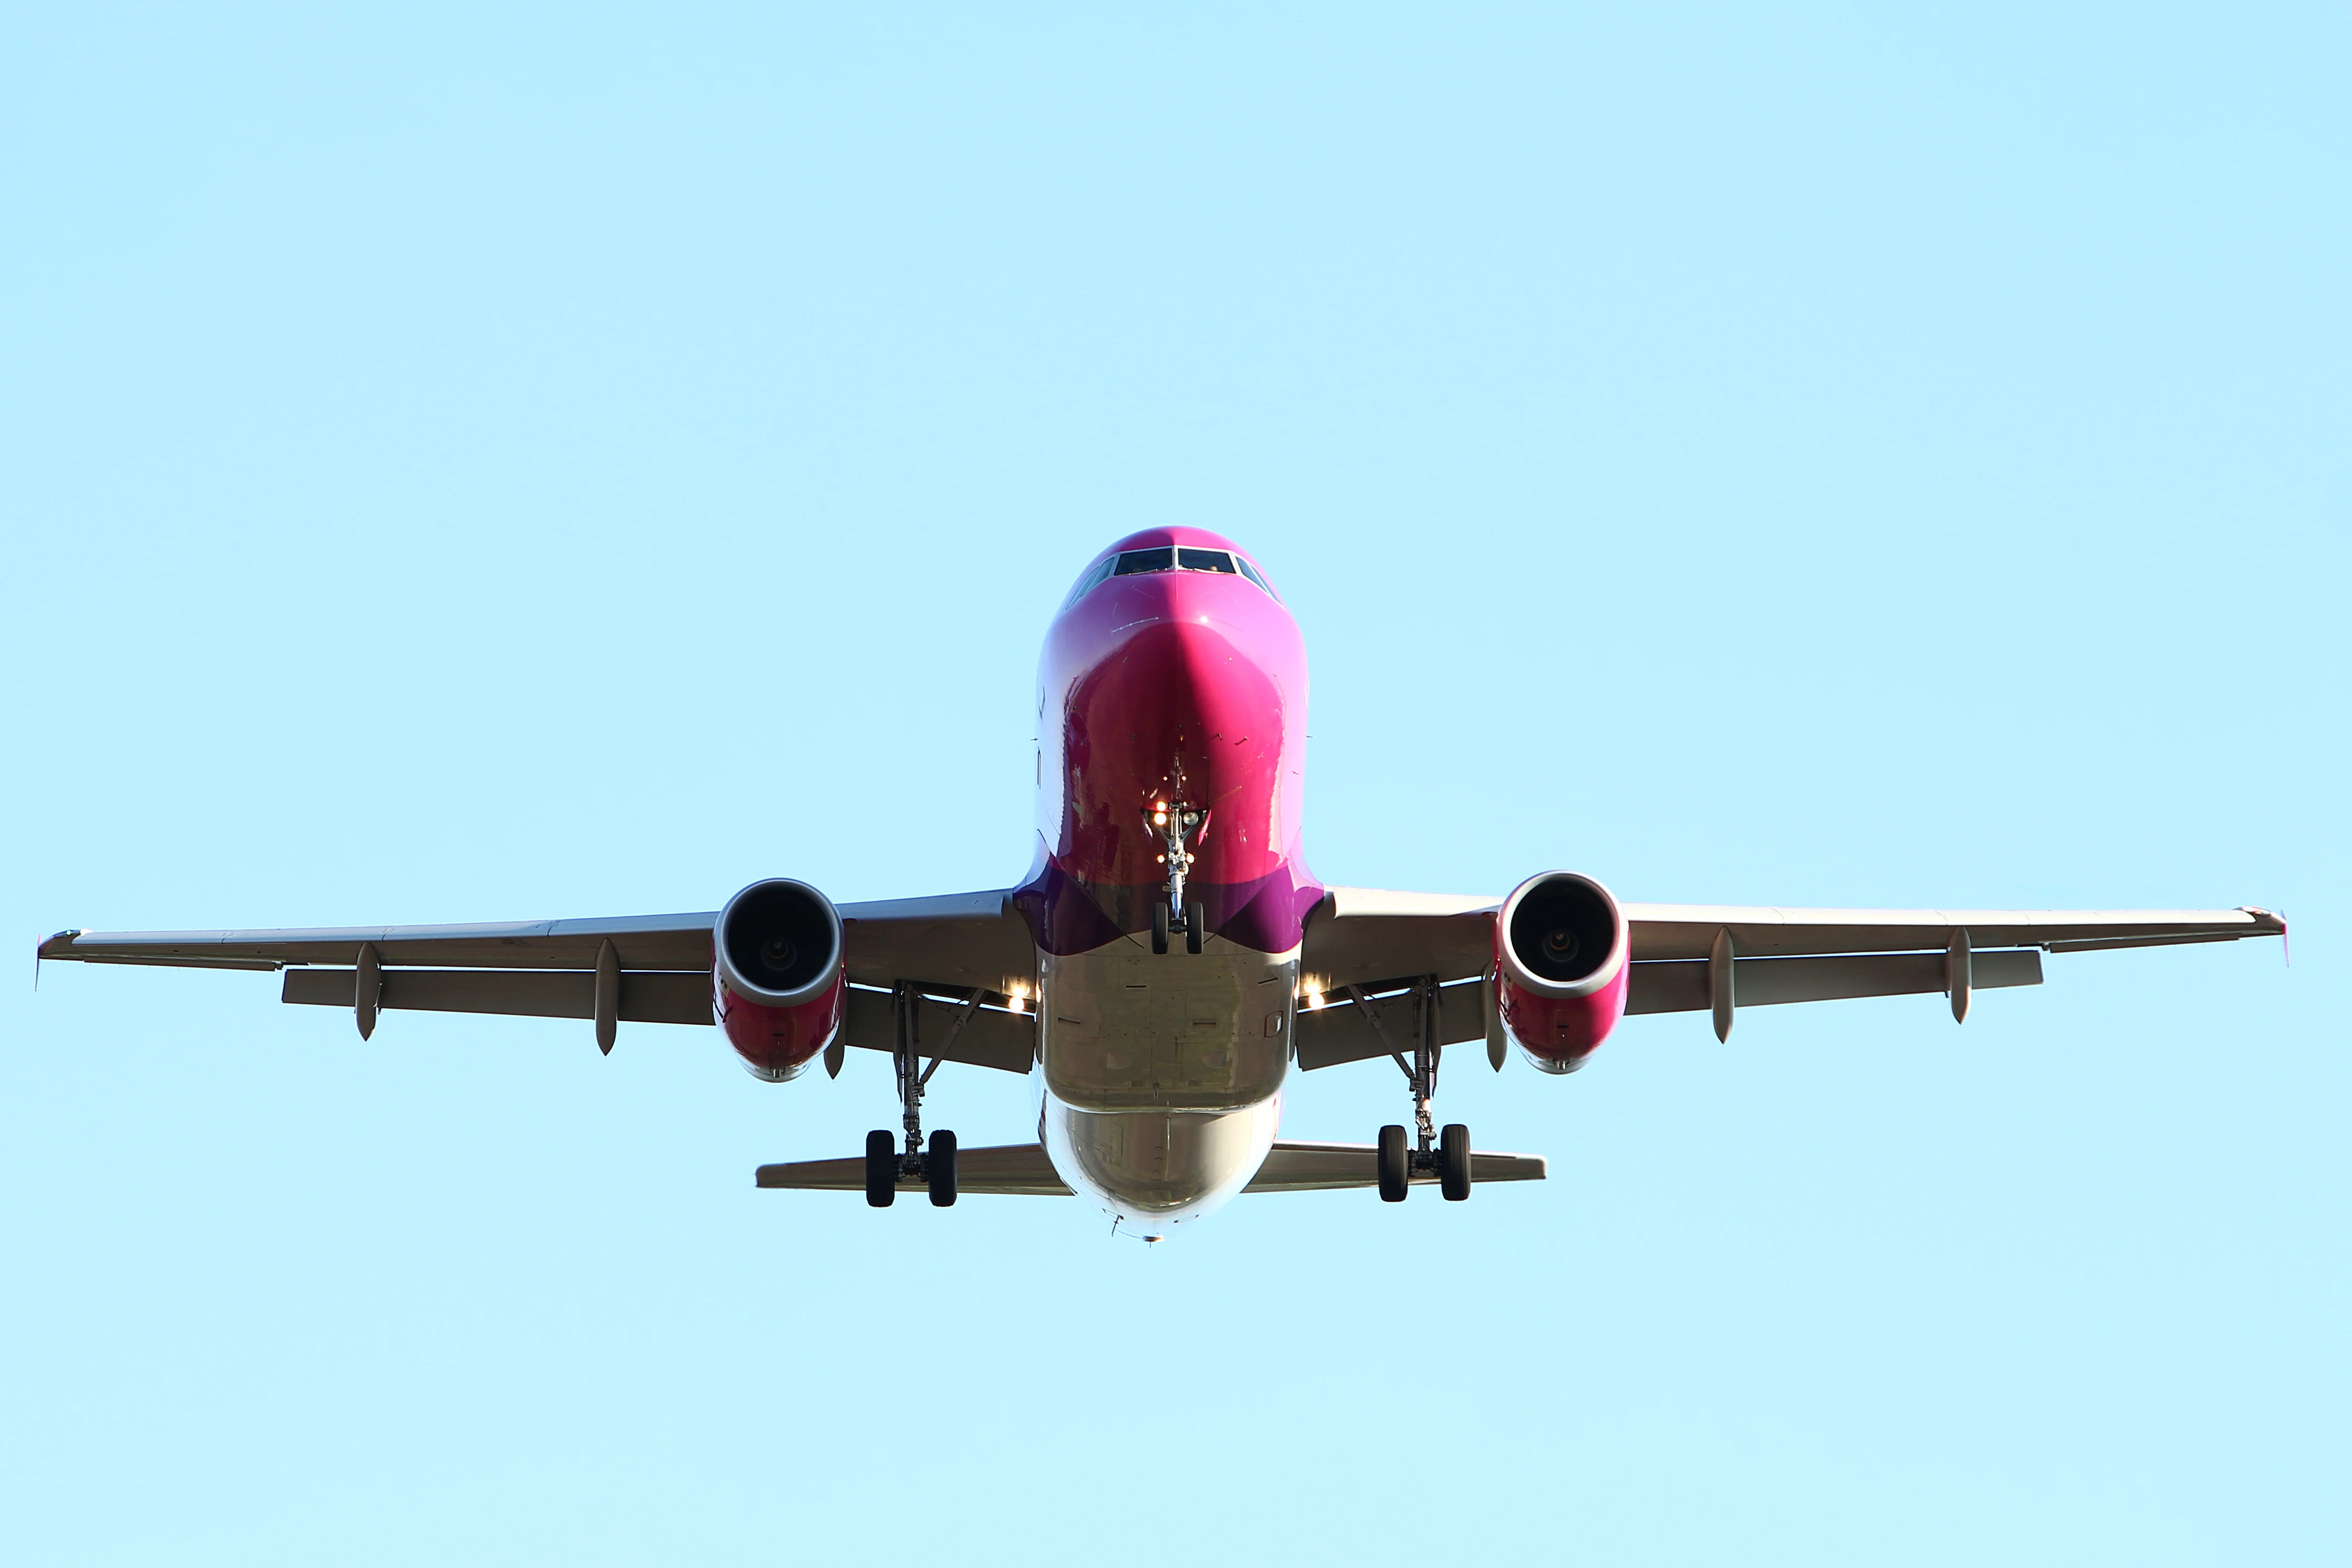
left=1621, top=903, right=2286, bottom=960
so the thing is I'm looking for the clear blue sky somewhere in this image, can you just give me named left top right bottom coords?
left=3, top=4, right=2344, bottom=1563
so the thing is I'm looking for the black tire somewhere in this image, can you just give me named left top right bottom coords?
left=1151, top=901, right=1170, bottom=954
left=1185, top=901, right=1206, bottom=954
left=1377, top=1124, right=1409, bottom=1203
left=927, top=1129, right=959, bottom=1208
left=865, top=1129, right=898, bottom=1208
left=1440, top=1122, right=1471, bottom=1202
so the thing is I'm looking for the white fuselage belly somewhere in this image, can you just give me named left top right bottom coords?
left=1037, top=939, right=1299, bottom=1233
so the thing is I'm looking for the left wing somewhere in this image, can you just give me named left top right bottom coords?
left=34, top=912, right=717, bottom=973
left=36, top=889, right=1039, bottom=1071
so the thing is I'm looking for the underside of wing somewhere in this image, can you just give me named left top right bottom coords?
left=830, top=891, right=1041, bottom=1071
left=1622, top=903, right=2284, bottom=1020
left=834, top=889, right=1035, bottom=992
left=36, top=913, right=717, bottom=972
left=1299, top=887, right=1498, bottom=991
left=38, top=886, right=1043, bottom=1072
left=1622, top=904, right=2287, bottom=960
left=1291, top=886, right=2283, bottom=1065
left=38, top=914, right=722, bottom=1034
left=42, top=886, right=2281, bottom=1068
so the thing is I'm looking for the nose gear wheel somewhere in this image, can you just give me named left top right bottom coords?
left=1147, top=797, right=1208, bottom=954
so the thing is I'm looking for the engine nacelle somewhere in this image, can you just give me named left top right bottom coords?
left=712, top=878, right=847, bottom=1082
left=1495, top=871, right=1630, bottom=1074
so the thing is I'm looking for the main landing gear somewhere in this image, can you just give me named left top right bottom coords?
left=864, top=982, right=959, bottom=1208
left=1370, top=974, right=1472, bottom=1203
left=1148, top=798, right=1207, bottom=955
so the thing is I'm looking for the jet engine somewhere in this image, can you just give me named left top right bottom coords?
left=1494, top=871, right=1630, bottom=1074
left=713, top=877, right=847, bottom=1082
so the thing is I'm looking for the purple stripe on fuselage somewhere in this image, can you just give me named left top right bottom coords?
left=1013, top=858, right=1327, bottom=958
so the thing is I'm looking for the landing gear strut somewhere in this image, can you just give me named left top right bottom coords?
left=1148, top=799, right=1207, bottom=955
left=865, top=981, right=959, bottom=1208
left=1371, top=974, right=1472, bottom=1203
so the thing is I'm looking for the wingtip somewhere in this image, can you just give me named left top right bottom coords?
left=38, top=929, right=81, bottom=960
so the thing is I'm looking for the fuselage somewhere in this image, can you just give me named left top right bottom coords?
left=1014, top=529, right=1322, bottom=1234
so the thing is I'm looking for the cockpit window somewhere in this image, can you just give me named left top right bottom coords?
left=1113, top=547, right=1176, bottom=575
left=1063, top=544, right=1282, bottom=610
left=1061, top=554, right=1117, bottom=610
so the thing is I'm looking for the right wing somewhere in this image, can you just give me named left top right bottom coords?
left=1619, top=904, right=2285, bottom=1018
left=1621, top=904, right=2286, bottom=960
left=1294, top=889, right=2284, bottom=1070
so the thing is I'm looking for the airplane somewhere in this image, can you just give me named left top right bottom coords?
left=38, top=528, right=2286, bottom=1239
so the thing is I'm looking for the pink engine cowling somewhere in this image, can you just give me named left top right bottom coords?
left=1494, top=871, right=1630, bottom=1074
left=712, top=878, right=847, bottom=1081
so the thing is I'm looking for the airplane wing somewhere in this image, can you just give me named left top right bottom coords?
left=1295, top=889, right=2285, bottom=1070
left=1616, top=902, right=2284, bottom=1021
left=35, top=888, right=1039, bottom=1073
left=39, top=888, right=2283, bottom=1076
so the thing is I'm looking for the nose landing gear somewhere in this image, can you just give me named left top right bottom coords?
left=1148, top=799, right=1208, bottom=955
left=1151, top=899, right=1207, bottom=956
left=863, top=982, right=963, bottom=1208
left=1364, top=975, right=1474, bottom=1203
